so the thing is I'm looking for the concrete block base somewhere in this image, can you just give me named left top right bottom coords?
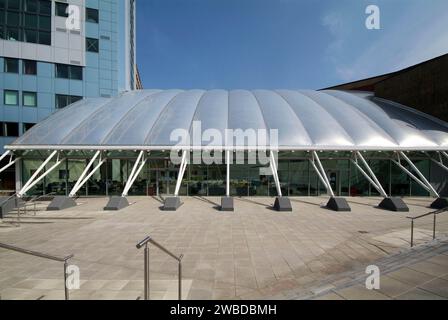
left=104, top=196, right=129, bottom=211
left=378, top=197, right=409, bottom=212
left=327, top=197, right=351, bottom=212
left=163, top=197, right=183, bottom=211
left=273, top=197, right=292, bottom=212
left=220, top=197, right=234, bottom=211
left=0, top=196, right=23, bottom=218
left=47, top=196, right=78, bottom=211
left=430, top=198, right=448, bottom=210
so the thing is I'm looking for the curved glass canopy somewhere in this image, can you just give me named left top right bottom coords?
left=7, top=89, right=448, bottom=151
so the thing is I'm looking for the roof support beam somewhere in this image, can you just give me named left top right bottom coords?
left=392, top=151, right=439, bottom=198
left=18, top=151, right=65, bottom=197
left=69, top=151, right=106, bottom=197
left=351, top=151, right=388, bottom=198
left=309, top=151, right=335, bottom=197
left=174, top=150, right=188, bottom=197
left=270, top=151, right=282, bottom=197
left=425, top=152, right=448, bottom=173
left=0, top=151, right=21, bottom=175
left=0, top=150, right=11, bottom=162
left=122, top=151, right=147, bottom=197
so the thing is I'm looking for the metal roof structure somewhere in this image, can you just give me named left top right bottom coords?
left=6, top=89, right=448, bottom=151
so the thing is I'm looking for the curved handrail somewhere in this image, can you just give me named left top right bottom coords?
left=407, top=206, right=448, bottom=247
left=0, top=242, right=74, bottom=300
left=136, top=235, right=183, bottom=300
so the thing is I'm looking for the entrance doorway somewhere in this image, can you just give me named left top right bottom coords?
left=147, top=170, right=178, bottom=196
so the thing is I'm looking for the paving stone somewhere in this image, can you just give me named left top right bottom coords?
left=395, top=288, right=446, bottom=300
left=387, top=267, right=435, bottom=287
left=315, top=292, right=345, bottom=300
left=377, top=275, right=414, bottom=298
left=408, top=261, right=448, bottom=277
left=335, top=285, right=391, bottom=300
left=0, top=196, right=447, bottom=300
left=418, top=278, right=448, bottom=298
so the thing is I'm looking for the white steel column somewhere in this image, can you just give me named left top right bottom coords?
left=122, top=151, right=147, bottom=197
left=0, top=152, right=21, bottom=174
left=174, top=150, right=188, bottom=197
left=392, top=152, right=439, bottom=197
left=226, top=150, right=230, bottom=197
left=351, top=151, right=388, bottom=198
left=425, top=152, right=448, bottom=173
left=69, top=151, right=100, bottom=197
left=0, top=150, right=11, bottom=162
left=69, top=158, right=107, bottom=198
left=309, top=151, right=335, bottom=197
left=18, top=151, right=65, bottom=197
left=270, top=151, right=282, bottom=197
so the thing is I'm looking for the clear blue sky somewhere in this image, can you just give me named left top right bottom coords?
left=136, top=0, right=448, bottom=90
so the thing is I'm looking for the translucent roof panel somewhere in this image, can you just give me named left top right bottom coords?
left=146, top=90, right=205, bottom=146
left=62, top=90, right=159, bottom=145
left=252, top=90, right=312, bottom=147
left=103, top=90, right=182, bottom=146
left=190, top=90, right=228, bottom=147
left=8, top=89, right=448, bottom=151
left=11, top=97, right=111, bottom=145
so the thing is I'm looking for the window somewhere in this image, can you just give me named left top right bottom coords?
left=86, top=8, right=99, bottom=23
left=38, top=30, right=50, bottom=45
left=23, top=29, right=37, bottom=43
left=86, top=37, right=99, bottom=53
left=23, top=122, right=35, bottom=133
left=23, top=60, right=37, bottom=75
left=6, top=11, right=19, bottom=26
left=5, top=27, right=19, bottom=40
left=24, top=0, right=38, bottom=13
left=6, top=0, right=20, bottom=11
left=55, top=64, right=83, bottom=80
left=23, top=91, right=37, bottom=107
left=0, top=0, right=51, bottom=45
left=70, top=65, right=82, bottom=80
left=70, top=95, right=82, bottom=104
left=55, top=64, right=69, bottom=78
left=24, top=13, right=38, bottom=28
left=4, top=90, right=18, bottom=105
left=38, top=0, right=51, bottom=15
left=55, top=2, right=68, bottom=17
left=4, top=58, right=18, bottom=73
left=3, top=122, right=19, bottom=137
left=59, top=170, right=69, bottom=179
left=55, top=94, right=82, bottom=109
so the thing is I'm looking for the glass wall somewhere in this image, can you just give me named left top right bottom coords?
left=289, top=160, right=309, bottom=196
left=20, top=154, right=436, bottom=198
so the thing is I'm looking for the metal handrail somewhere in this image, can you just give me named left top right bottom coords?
left=0, top=242, right=74, bottom=300
left=136, top=236, right=183, bottom=300
left=407, top=207, right=448, bottom=247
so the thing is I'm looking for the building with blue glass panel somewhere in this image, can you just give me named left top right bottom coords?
left=0, top=0, right=138, bottom=191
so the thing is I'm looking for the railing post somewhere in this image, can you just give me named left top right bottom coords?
left=17, top=205, right=21, bottom=227
left=178, top=254, right=183, bottom=301
left=144, top=243, right=150, bottom=300
left=433, top=213, right=437, bottom=240
left=411, top=219, right=414, bottom=248
left=64, top=260, right=69, bottom=300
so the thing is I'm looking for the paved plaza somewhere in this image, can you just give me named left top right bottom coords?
left=0, top=196, right=447, bottom=300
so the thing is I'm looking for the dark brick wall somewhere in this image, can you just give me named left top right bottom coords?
left=375, top=54, right=448, bottom=122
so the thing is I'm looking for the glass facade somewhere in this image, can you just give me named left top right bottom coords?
left=0, top=0, right=52, bottom=45
left=19, top=153, right=434, bottom=198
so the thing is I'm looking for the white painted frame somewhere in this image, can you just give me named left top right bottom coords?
left=351, top=151, right=388, bottom=198
left=309, top=151, right=335, bottom=197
